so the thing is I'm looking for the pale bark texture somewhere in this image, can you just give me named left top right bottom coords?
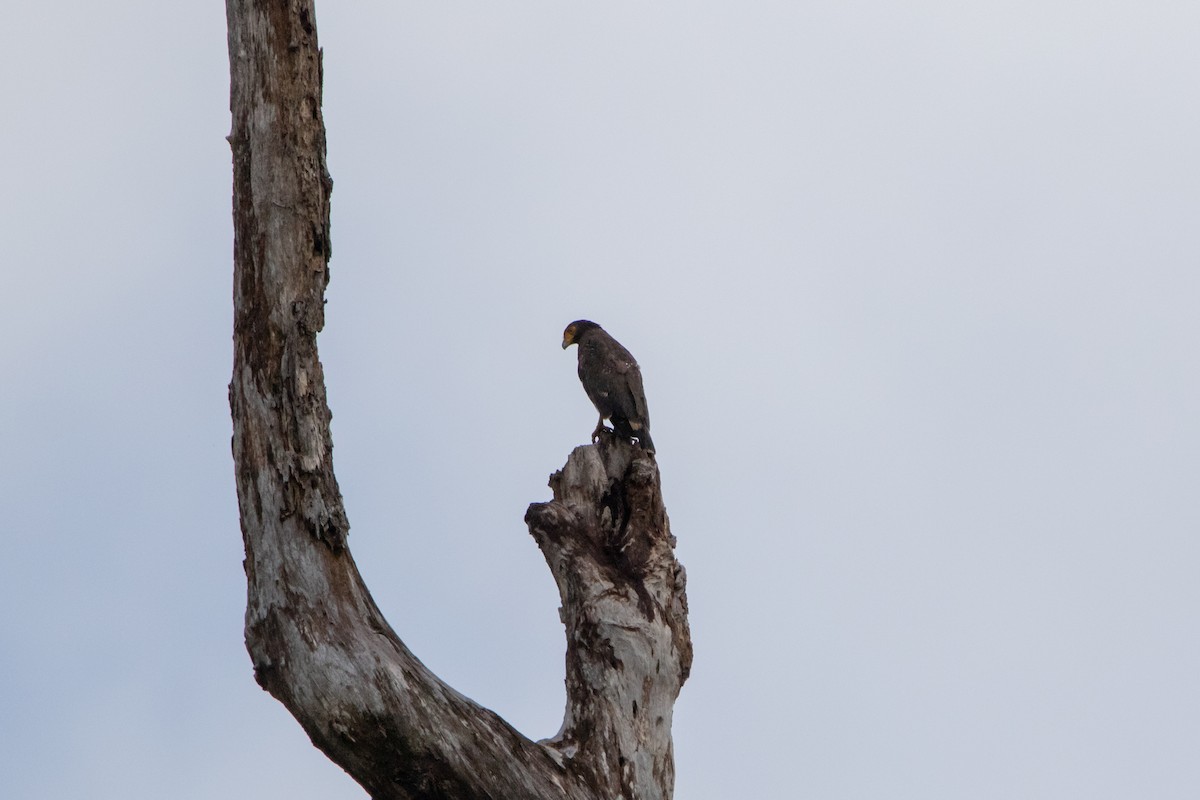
left=226, top=2, right=692, bottom=799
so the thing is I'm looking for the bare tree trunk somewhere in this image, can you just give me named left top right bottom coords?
left=226, top=2, right=692, bottom=799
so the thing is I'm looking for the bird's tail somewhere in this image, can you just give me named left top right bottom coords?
left=612, top=417, right=655, bottom=454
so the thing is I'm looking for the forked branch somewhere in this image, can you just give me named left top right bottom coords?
left=227, top=2, right=690, bottom=798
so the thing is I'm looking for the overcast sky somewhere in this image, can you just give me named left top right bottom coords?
left=3, top=3, right=1198, bottom=798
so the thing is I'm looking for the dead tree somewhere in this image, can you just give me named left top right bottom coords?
left=226, top=2, right=692, bottom=798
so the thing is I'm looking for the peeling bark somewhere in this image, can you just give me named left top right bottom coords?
left=227, top=2, right=691, bottom=798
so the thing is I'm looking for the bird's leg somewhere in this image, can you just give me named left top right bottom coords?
left=592, top=416, right=610, bottom=442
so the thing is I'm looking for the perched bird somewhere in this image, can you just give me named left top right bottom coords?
left=562, top=320, right=655, bottom=453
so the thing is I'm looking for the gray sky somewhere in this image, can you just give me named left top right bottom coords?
left=2, top=2, right=1198, bottom=798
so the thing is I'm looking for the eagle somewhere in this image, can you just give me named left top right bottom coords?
left=562, top=320, right=655, bottom=453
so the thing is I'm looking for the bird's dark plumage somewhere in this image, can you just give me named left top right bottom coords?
left=562, top=320, right=655, bottom=453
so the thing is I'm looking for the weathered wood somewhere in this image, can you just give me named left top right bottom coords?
left=528, top=437, right=692, bottom=798
left=227, top=2, right=690, bottom=798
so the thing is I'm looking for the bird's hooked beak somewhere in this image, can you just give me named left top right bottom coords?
left=561, top=333, right=573, bottom=349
